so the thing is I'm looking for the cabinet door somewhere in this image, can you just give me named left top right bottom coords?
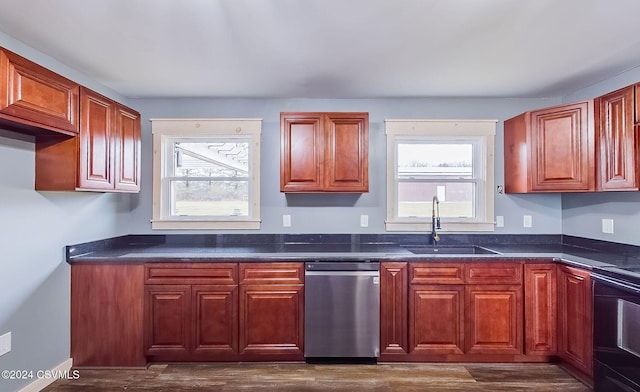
left=114, top=104, right=141, bottom=191
left=144, top=284, right=191, bottom=359
left=0, top=48, right=79, bottom=135
left=324, top=113, right=369, bottom=192
left=239, top=284, right=304, bottom=361
left=192, top=285, right=238, bottom=360
left=524, top=263, right=557, bottom=356
left=410, top=285, right=465, bottom=355
left=380, top=262, right=408, bottom=358
left=465, top=285, right=523, bottom=355
left=596, top=85, right=638, bottom=190
left=529, top=101, right=594, bottom=192
left=280, top=112, right=324, bottom=192
left=558, top=265, right=593, bottom=377
left=78, top=88, right=115, bottom=190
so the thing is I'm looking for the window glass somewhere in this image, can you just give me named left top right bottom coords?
left=397, top=142, right=475, bottom=219
left=169, top=140, right=250, bottom=217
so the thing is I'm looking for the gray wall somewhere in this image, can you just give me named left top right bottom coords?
left=128, top=97, right=563, bottom=235
left=0, top=33, right=132, bottom=392
left=560, top=65, right=640, bottom=246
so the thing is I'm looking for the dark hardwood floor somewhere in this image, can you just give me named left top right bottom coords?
left=43, top=363, right=591, bottom=391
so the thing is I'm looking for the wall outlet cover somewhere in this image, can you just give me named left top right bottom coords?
left=523, top=215, right=532, bottom=228
left=602, top=219, right=614, bottom=234
left=0, top=332, right=11, bottom=357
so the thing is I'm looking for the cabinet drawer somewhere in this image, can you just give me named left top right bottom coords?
left=239, top=263, right=304, bottom=285
left=465, top=262, right=523, bottom=284
left=145, top=263, right=237, bottom=285
left=409, top=263, right=464, bottom=285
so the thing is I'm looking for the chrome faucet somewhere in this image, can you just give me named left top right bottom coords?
left=431, top=195, right=441, bottom=244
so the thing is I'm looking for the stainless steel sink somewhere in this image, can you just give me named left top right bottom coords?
left=404, top=246, right=499, bottom=255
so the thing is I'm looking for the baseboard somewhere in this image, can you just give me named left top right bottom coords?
left=18, top=358, right=73, bottom=392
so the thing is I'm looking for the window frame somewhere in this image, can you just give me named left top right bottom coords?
left=385, top=119, right=496, bottom=232
left=151, top=118, right=262, bottom=230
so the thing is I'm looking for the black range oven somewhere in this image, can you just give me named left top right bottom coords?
left=593, top=269, right=640, bottom=392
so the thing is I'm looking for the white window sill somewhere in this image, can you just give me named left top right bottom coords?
left=385, top=221, right=495, bottom=232
left=151, top=219, right=261, bottom=230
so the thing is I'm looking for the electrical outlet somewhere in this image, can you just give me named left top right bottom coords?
left=0, top=332, right=11, bottom=357
left=523, top=215, right=532, bottom=228
left=282, top=214, right=291, bottom=227
left=360, top=215, right=369, bottom=227
left=496, top=216, right=504, bottom=228
left=602, top=219, right=614, bottom=234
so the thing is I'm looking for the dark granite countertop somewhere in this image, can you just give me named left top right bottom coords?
left=66, top=234, right=640, bottom=278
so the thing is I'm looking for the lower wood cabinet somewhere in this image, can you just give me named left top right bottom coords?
left=380, top=262, right=409, bottom=359
left=144, top=284, right=237, bottom=361
left=410, top=284, right=464, bottom=356
left=558, top=264, right=593, bottom=378
left=524, top=263, right=557, bottom=357
left=465, top=284, right=522, bottom=355
left=381, top=261, right=526, bottom=362
left=239, top=284, right=304, bottom=360
left=143, top=262, right=303, bottom=362
left=71, top=263, right=146, bottom=367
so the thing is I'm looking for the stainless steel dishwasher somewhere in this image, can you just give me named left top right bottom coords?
left=304, top=261, right=380, bottom=359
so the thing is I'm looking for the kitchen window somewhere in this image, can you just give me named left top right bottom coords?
left=385, top=119, right=496, bottom=232
left=151, top=118, right=261, bottom=230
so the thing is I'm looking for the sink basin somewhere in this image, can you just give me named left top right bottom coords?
left=404, top=246, right=498, bottom=255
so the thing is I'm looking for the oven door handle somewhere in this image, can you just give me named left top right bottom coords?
left=592, top=273, right=640, bottom=295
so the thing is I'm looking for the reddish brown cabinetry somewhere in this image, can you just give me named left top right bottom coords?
left=524, top=263, right=557, bottom=357
left=144, top=263, right=239, bottom=361
left=558, top=265, right=593, bottom=378
left=595, top=84, right=640, bottom=190
left=409, top=263, right=465, bottom=357
left=504, top=101, right=595, bottom=193
left=238, top=263, right=304, bottom=361
left=35, top=87, right=141, bottom=192
left=380, top=262, right=409, bottom=359
left=0, top=47, right=79, bottom=136
left=464, top=263, right=523, bottom=355
left=71, top=263, right=146, bottom=367
left=388, top=261, right=525, bottom=362
left=280, top=112, right=368, bottom=192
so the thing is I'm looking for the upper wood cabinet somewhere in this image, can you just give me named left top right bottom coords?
left=0, top=47, right=79, bottom=136
left=280, top=112, right=369, bottom=193
left=595, top=84, right=640, bottom=190
left=504, top=101, right=595, bottom=193
left=35, top=87, right=141, bottom=192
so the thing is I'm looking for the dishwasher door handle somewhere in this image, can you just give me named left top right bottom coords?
left=305, top=270, right=379, bottom=277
